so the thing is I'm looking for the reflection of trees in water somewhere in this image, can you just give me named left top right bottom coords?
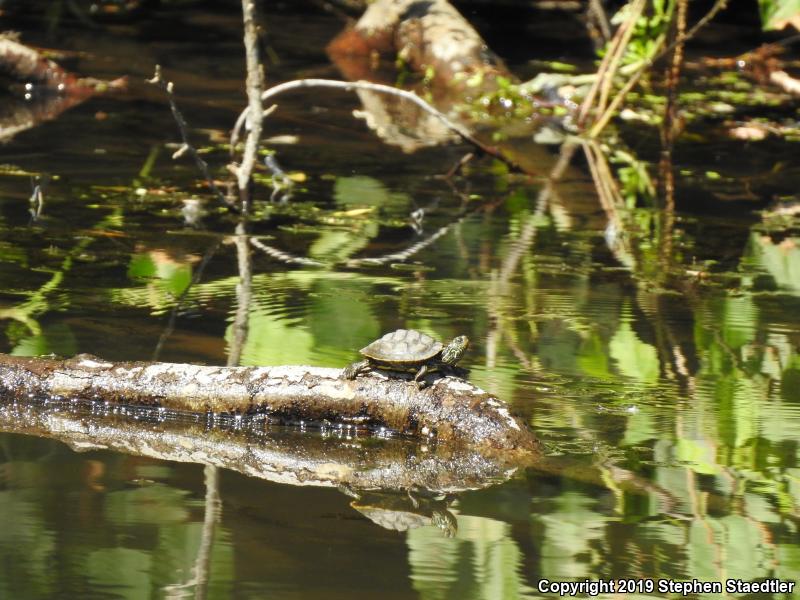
left=408, top=513, right=535, bottom=600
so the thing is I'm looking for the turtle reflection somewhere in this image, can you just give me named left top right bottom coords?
left=340, top=486, right=458, bottom=537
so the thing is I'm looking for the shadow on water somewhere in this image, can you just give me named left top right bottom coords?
left=1, top=1, right=800, bottom=598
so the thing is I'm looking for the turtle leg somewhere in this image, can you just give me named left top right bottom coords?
left=342, top=359, right=371, bottom=380
left=414, top=364, right=429, bottom=388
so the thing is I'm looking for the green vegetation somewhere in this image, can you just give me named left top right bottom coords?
left=1, top=0, right=799, bottom=597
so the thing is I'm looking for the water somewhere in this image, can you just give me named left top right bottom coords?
left=1, top=2, right=800, bottom=598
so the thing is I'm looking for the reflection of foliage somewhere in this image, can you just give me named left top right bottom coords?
left=609, top=316, right=659, bottom=382
left=408, top=514, right=534, bottom=600
left=0, top=455, right=234, bottom=598
left=747, top=232, right=800, bottom=293
left=0, top=206, right=123, bottom=356
left=609, top=148, right=655, bottom=207
left=9, top=322, right=77, bottom=357
left=759, top=0, right=800, bottom=30
left=128, top=252, right=193, bottom=300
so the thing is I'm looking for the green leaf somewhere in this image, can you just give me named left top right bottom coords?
left=609, top=320, right=660, bottom=382
left=759, top=0, right=800, bottom=30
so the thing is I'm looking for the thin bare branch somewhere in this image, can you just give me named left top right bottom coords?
left=147, top=66, right=238, bottom=212
left=236, top=0, right=265, bottom=212
left=231, top=78, right=514, bottom=168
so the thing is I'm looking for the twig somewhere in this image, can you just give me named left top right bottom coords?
left=147, top=66, right=238, bottom=213
left=596, top=0, right=646, bottom=118
left=587, top=0, right=612, bottom=42
left=582, top=139, right=623, bottom=212
left=588, top=63, right=647, bottom=137
left=577, top=0, right=644, bottom=126
left=230, top=78, right=514, bottom=169
left=236, top=0, right=265, bottom=213
left=671, top=0, right=728, bottom=58
left=659, top=0, right=688, bottom=213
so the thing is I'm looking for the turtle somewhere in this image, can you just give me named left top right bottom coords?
left=341, top=329, right=469, bottom=388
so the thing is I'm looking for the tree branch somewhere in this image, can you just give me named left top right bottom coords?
left=236, top=0, right=266, bottom=212
left=231, top=78, right=513, bottom=167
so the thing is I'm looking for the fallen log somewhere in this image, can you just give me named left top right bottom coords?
left=0, top=34, right=125, bottom=93
left=0, top=353, right=540, bottom=458
left=326, top=0, right=579, bottom=176
left=327, top=0, right=509, bottom=88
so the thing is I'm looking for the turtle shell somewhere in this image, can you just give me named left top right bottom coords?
left=360, top=329, right=442, bottom=364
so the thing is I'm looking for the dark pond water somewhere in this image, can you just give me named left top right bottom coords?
left=1, top=2, right=800, bottom=599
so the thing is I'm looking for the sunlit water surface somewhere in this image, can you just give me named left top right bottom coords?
left=1, top=3, right=799, bottom=599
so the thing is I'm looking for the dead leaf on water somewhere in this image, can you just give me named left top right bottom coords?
left=331, top=207, right=375, bottom=218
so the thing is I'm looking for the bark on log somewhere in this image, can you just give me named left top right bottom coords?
left=328, top=0, right=509, bottom=89
left=0, top=35, right=77, bottom=90
left=0, top=35, right=124, bottom=93
left=0, top=354, right=540, bottom=458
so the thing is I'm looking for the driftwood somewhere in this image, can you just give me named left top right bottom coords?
left=325, top=0, right=579, bottom=176
left=0, top=35, right=80, bottom=91
left=327, top=0, right=509, bottom=88
left=0, top=35, right=126, bottom=142
left=0, top=35, right=125, bottom=93
left=0, top=354, right=540, bottom=458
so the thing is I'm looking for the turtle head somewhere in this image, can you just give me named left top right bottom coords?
left=440, top=335, right=469, bottom=365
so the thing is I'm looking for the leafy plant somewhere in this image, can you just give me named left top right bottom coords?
left=607, top=0, right=676, bottom=71
left=759, top=0, right=800, bottom=30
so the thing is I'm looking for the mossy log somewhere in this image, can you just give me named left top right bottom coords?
left=327, top=0, right=510, bottom=87
left=0, top=354, right=540, bottom=457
